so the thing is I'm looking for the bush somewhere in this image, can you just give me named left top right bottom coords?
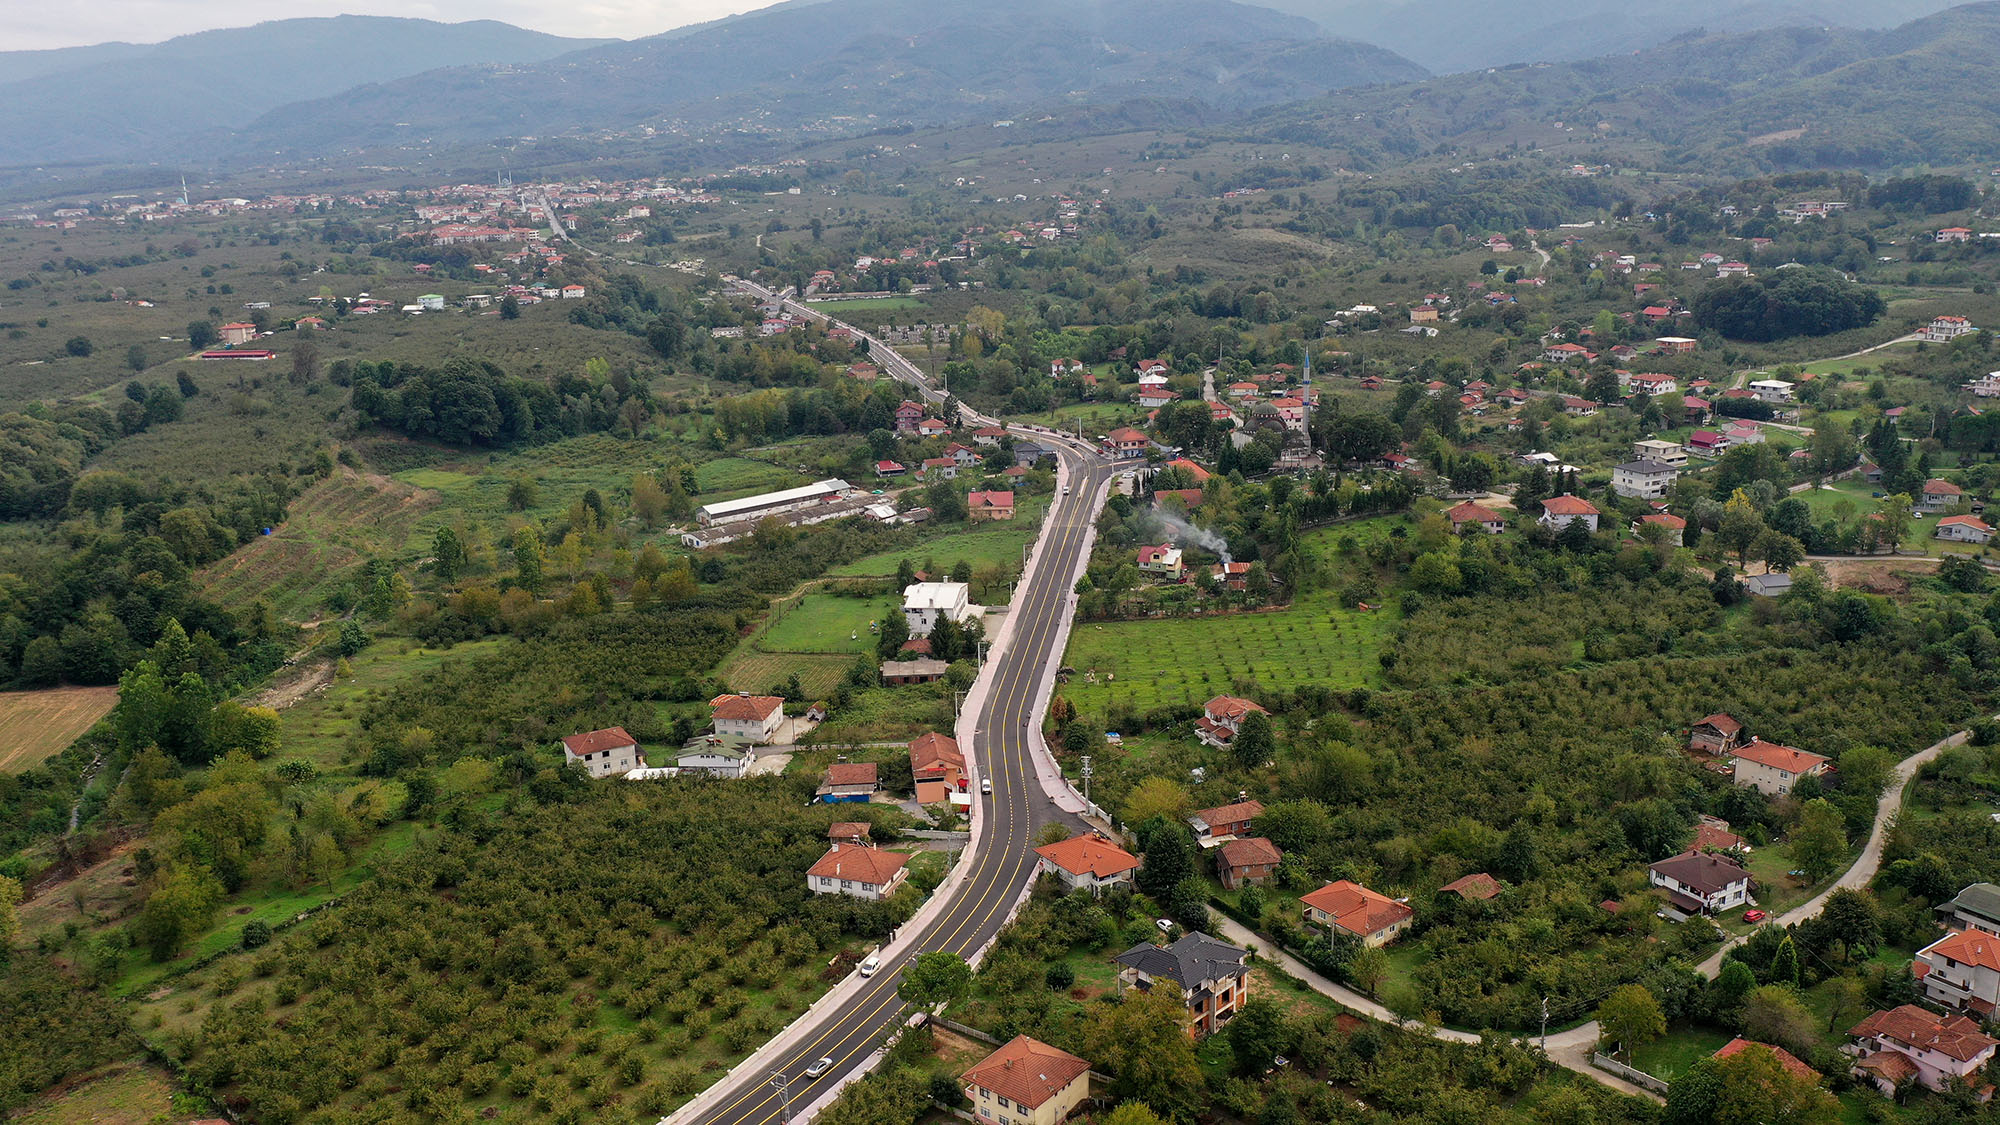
left=1045, top=961, right=1075, bottom=990
left=241, top=920, right=273, bottom=949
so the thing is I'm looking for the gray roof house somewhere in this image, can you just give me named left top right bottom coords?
left=1113, top=932, right=1251, bottom=1037
left=1742, top=572, right=1792, bottom=597
left=1940, top=883, right=2000, bottom=937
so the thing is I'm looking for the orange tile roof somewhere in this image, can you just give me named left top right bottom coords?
left=962, top=1036, right=1091, bottom=1110
left=561, top=727, right=637, bottom=756
left=806, top=844, right=908, bottom=886
left=828, top=822, right=872, bottom=841
left=824, top=762, right=878, bottom=787
left=1732, top=739, right=1827, bottom=776
left=1439, top=873, right=1503, bottom=901
left=1034, top=834, right=1139, bottom=878
left=1925, top=927, right=2000, bottom=972
left=1219, top=837, right=1282, bottom=870
left=1203, top=696, right=1265, bottom=721
left=1851, top=1005, right=1999, bottom=1062
left=711, top=694, right=784, bottom=721
left=1446, top=501, right=1502, bottom=524
left=1715, top=1038, right=1819, bottom=1082
left=1302, top=880, right=1414, bottom=938
left=1542, top=495, right=1600, bottom=516
left=1192, top=798, right=1264, bottom=827
left=908, top=732, right=962, bottom=772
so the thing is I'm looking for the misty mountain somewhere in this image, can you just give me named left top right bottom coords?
left=0, top=16, right=614, bottom=167
left=230, top=0, right=1426, bottom=160
left=1247, top=2, right=2000, bottom=171
left=1260, top=0, right=1960, bottom=73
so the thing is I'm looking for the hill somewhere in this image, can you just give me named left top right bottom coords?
left=0, top=16, right=614, bottom=167
left=1263, top=0, right=1959, bottom=73
left=230, top=0, right=1426, bottom=160
left=1247, top=2, right=2000, bottom=171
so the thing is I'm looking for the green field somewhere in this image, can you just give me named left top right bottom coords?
left=1628, top=1025, right=1733, bottom=1081
left=829, top=498, right=1047, bottom=580
left=1796, top=341, right=1919, bottom=377
left=694, top=456, right=809, bottom=498
left=1061, top=596, right=1398, bottom=720
left=755, top=593, right=901, bottom=654
left=805, top=296, right=925, bottom=314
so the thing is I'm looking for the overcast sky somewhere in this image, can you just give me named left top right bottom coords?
left=4, top=0, right=762, bottom=51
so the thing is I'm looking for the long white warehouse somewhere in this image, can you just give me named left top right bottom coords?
left=696, top=479, right=853, bottom=526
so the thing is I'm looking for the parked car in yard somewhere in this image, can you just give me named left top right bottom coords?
left=1743, top=909, right=1767, bottom=923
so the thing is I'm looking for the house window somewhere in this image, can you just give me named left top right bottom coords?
left=997, top=1096, right=1011, bottom=1109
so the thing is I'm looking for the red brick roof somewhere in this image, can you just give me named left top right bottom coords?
left=909, top=732, right=962, bottom=772
left=1302, top=880, right=1414, bottom=938
left=967, top=490, right=1014, bottom=510
left=1193, top=798, right=1265, bottom=828
left=1446, top=500, right=1502, bottom=525
left=1924, top=478, right=1963, bottom=496
left=1695, top=713, right=1743, bottom=734
left=1542, top=495, right=1600, bottom=516
left=1851, top=1005, right=1999, bottom=1062
left=807, top=844, right=907, bottom=886
left=1035, top=834, right=1139, bottom=878
left=961, top=1035, right=1091, bottom=1110
left=1640, top=513, right=1688, bottom=530
left=824, top=762, right=878, bottom=787
left=1715, top=1038, right=1819, bottom=1082
left=1107, top=426, right=1148, bottom=443
left=1203, top=695, right=1266, bottom=722
left=1439, top=873, right=1503, bottom=900
left=1219, top=836, right=1282, bottom=870
left=1926, top=927, right=2000, bottom=972
left=711, top=694, right=784, bottom=721
left=829, top=822, right=872, bottom=841
left=1732, top=739, right=1827, bottom=776
left=561, top=727, right=637, bottom=756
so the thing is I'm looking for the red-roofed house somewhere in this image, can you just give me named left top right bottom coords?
left=919, top=418, right=952, bottom=438
left=1446, top=500, right=1505, bottom=534
left=1137, top=544, right=1185, bottom=581
left=1165, top=458, right=1211, bottom=482
left=806, top=843, right=909, bottom=900
left=910, top=732, right=966, bottom=806
left=1648, top=851, right=1752, bottom=918
left=1195, top=698, right=1266, bottom=750
left=1538, top=495, right=1600, bottom=532
left=1035, top=833, right=1140, bottom=895
left=710, top=694, right=785, bottom=743
left=1189, top=798, right=1264, bottom=844
left=1938, top=515, right=1994, bottom=544
left=1916, top=927, right=2000, bottom=1017
left=818, top=761, right=879, bottom=803
left=1102, top=427, right=1149, bottom=460
left=1850, top=1005, right=1997, bottom=1095
left=875, top=460, right=907, bottom=477
left=1438, top=873, right=1504, bottom=901
left=1302, top=880, right=1414, bottom=947
left=561, top=727, right=642, bottom=778
left=1731, top=739, right=1830, bottom=796
left=1217, top=837, right=1282, bottom=890
left=829, top=821, right=873, bottom=846
left=1213, top=560, right=1254, bottom=590
left=1689, top=713, right=1745, bottom=755
left=895, top=400, right=925, bottom=433
left=968, top=490, right=1015, bottom=521
left=962, top=1035, right=1092, bottom=1125
left=1714, top=1039, right=1819, bottom=1083
left=1636, top=512, right=1687, bottom=546
left=1920, top=478, right=1965, bottom=512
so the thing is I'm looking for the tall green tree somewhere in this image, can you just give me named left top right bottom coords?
left=1789, top=799, right=1846, bottom=884
left=898, top=952, right=971, bottom=1009
left=1595, top=984, right=1665, bottom=1058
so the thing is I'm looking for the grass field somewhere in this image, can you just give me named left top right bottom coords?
left=1061, top=597, right=1398, bottom=720
left=804, top=296, right=925, bottom=314
left=693, top=456, right=808, bottom=498
left=1629, top=1025, right=1733, bottom=1081
left=0, top=685, right=118, bottom=773
left=756, top=593, right=900, bottom=654
left=829, top=499, right=1048, bottom=579
left=9, top=1063, right=179, bottom=1125
left=197, top=467, right=439, bottom=620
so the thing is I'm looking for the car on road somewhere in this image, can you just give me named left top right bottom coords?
left=1743, top=909, right=1767, bottom=923
left=804, top=1058, right=833, bottom=1078
left=981, top=777, right=992, bottom=795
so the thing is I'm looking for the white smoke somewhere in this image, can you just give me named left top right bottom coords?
left=1153, top=507, right=1231, bottom=568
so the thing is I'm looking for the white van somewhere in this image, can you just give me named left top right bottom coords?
left=858, top=952, right=881, bottom=977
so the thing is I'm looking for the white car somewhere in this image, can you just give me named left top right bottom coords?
left=981, top=777, right=992, bottom=795
left=804, top=1057, right=833, bottom=1078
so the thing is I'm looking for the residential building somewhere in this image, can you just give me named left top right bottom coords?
left=1445, top=500, right=1505, bottom=535
left=1743, top=572, right=1793, bottom=598
left=1689, top=713, right=1746, bottom=755
left=219, top=322, right=258, bottom=346
left=1035, top=833, right=1140, bottom=896
left=919, top=418, right=952, bottom=439
left=920, top=457, right=959, bottom=481
left=1194, top=697, right=1267, bottom=750
left=1730, top=739, right=1830, bottom=796
left=1694, top=815, right=1749, bottom=853
left=1688, top=429, right=1728, bottom=456
left=1724, top=423, right=1766, bottom=446
left=1849, top=1005, right=1997, bottom=1095
left=1940, top=883, right=2000, bottom=937
left=968, top=490, right=1016, bottom=521
left=1655, top=336, right=1699, bottom=355
left=1648, top=851, right=1752, bottom=919
left=655, top=739, right=754, bottom=779
left=1216, top=837, right=1282, bottom=890
left=1627, top=373, right=1679, bottom=397
left=709, top=694, right=785, bottom=744
left=1612, top=460, right=1681, bottom=500
left=561, top=727, right=643, bottom=779
left=895, top=400, right=926, bottom=433
left=1136, top=386, right=1179, bottom=409
left=1542, top=343, right=1595, bottom=364
left=1924, top=315, right=1977, bottom=342
left=817, top=761, right=879, bottom=803
left=962, top=1036, right=1092, bottom=1125
left=1938, top=515, right=1994, bottom=544
left=1538, top=495, right=1600, bottom=533
left=1938, top=227, right=1975, bottom=244
left=1136, top=544, right=1185, bottom=581
left=1113, top=932, right=1251, bottom=1038
left=1301, top=880, right=1415, bottom=947
left=903, top=581, right=975, bottom=637
left=1014, top=440, right=1054, bottom=467
left=1409, top=305, right=1440, bottom=325
left=806, top=842, right=909, bottom=900
left=1438, top=873, right=1504, bottom=902
left=910, top=732, right=966, bottom=805
left=1749, top=379, right=1796, bottom=403
left=1634, top=438, right=1688, bottom=468
left=1714, top=1039, right=1819, bottom=1084
left=828, top=821, right=873, bottom=847
left=1562, top=396, right=1599, bottom=416
left=1920, top=478, right=1965, bottom=513
left=972, top=425, right=1008, bottom=446
left=1636, top=512, right=1687, bottom=546
left=1212, top=561, right=1254, bottom=590
left=1102, top=427, right=1149, bottom=460
left=1968, top=372, right=2000, bottom=398
left=1915, top=927, right=2000, bottom=1016
left=881, top=658, right=949, bottom=685
left=875, top=460, right=907, bottom=477
left=1188, top=797, right=1264, bottom=844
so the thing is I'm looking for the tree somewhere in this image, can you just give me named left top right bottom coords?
left=1138, top=823, right=1196, bottom=898
left=187, top=320, right=217, bottom=349
left=1348, top=945, right=1389, bottom=997
left=1717, top=491, right=1766, bottom=566
left=512, top=527, right=546, bottom=592
left=64, top=336, right=93, bottom=357
left=1234, top=710, right=1274, bottom=770
left=499, top=294, right=520, bottom=319
left=1665, top=1058, right=1725, bottom=1125
left=1768, top=937, right=1803, bottom=989
left=290, top=335, right=320, bottom=385
left=898, top=951, right=971, bottom=1009
left=1712, top=959, right=1757, bottom=1016
left=126, top=343, right=148, bottom=371
left=1711, top=1039, right=1838, bottom=1125
left=0, top=874, right=17, bottom=957
left=1595, top=984, right=1665, bottom=1057
left=136, top=864, right=223, bottom=960
left=1789, top=798, right=1846, bottom=884
left=1098, top=1106, right=1168, bottom=1125
left=1225, top=997, right=1290, bottom=1074
left=630, top=473, right=669, bottom=527
left=506, top=476, right=540, bottom=511
left=875, top=611, right=909, bottom=659
left=1122, top=776, right=1190, bottom=825
left=337, top=620, right=368, bottom=658
left=1743, top=985, right=1814, bottom=1055
left=432, top=526, right=465, bottom=585
left=1693, top=268, right=1884, bottom=342
left=1082, top=985, right=1204, bottom=1122
left=176, top=370, right=197, bottom=397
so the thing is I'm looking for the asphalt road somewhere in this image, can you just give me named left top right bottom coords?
left=683, top=298, right=1113, bottom=1125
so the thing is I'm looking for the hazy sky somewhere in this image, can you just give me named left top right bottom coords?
left=4, top=0, right=761, bottom=51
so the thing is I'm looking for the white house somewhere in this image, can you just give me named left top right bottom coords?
left=903, top=581, right=975, bottom=637
left=806, top=843, right=909, bottom=900
left=1612, top=460, right=1681, bottom=500
left=1033, top=833, right=1140, bottom=896
left=1914, top=927, right=2000, bottom=1016
left=1940, top=883, right=2000, bottom=936
left=667, top=740, right=755, bottom=778
left=1748, top=379, right=1795, bottom=403
left=1937, top=515, right=1994, bottom=544
left=1633, top=438, right=1688, bottom=468
left=1967, top=372, right=2000, bottom=398
left=1920, top=478, right=1965, bottom=513
left=1648, top=851, right=1751, bottom=919
left=1730, top=739, right=1830, bottom=796
left=1849, top=1005, right=1997, bottom=1096
left=1923, top=315, right=1977, bottom=343
left=1538, top=495, right=1600, bottom=532
left=561, top=727, right=643, bottom=779
left=1194, top=695, right=1266, bottom=749
left=709, top=693, right=786, bottom=744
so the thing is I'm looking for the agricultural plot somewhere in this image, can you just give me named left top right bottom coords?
left=0, top=685, right=118, bottom=773
left=197, top=467, right=438, bottom=620
left=9, top=1063, right=178, bottom=1125
left=1060, top=596, right=1398, bottom=721
left=804, top=296, right=925, bottom=314
left=755, top=593, right=901, bottom=655
left=828, top=498, right=1048, bottom=580
left=693, top=456, right=806, bottom=498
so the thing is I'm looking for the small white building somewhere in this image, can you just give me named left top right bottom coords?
left=1936, top=515, right=1994, bottom=544
left=1730, top=738, right=1830, bottom=797
left=1033, top=833, right=1140, bottom=896
left=1748, top=379, right=1795, bottom=403
left=561, top=727, right=643, bottom=779
left=1648, top=851, right=1751, bottom=919
left=903, top=581, right=975, bottom=637
left=1633, top=438, right=1688, bottom=468
left=806, top=843, right=909, bottom=900
left=1923, top=315, right=1977, bottom=342
left=417, top=294, right=446, bottom=311
left=709, top=693, right=785, bottom=744
left=1914, top=927, right=2000, bottom=1015
left=1538, top=494, right=1600, bottom=532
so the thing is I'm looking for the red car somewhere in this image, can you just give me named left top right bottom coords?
left=1743, top=909, right=1767, bottom=923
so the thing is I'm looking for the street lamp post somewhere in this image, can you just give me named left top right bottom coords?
left=771, top=1070, right=795, bottom=1125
